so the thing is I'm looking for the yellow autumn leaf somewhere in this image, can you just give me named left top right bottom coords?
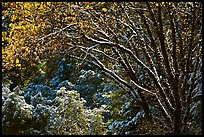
left=11, top=59, right=14, bottom=64
left=16, top=63, right=21, bottom=67
left=85, top=5, right=90, bottom=9
left=16, top=59, right=20, bottom=64
left=22, top=26, right=26, bottom=31
left=35, top=26, right=38, bottom=32
left=2, top=32, right=7, bottom=37
left=47, top=2, right=51, bottom=6
left=9, top=23, right=13, bottom=28
left=11, top=16, right=17, bottom=22
left=25, top=47, right=30, bottom=53
left=102, top=8, right=107, bottom=12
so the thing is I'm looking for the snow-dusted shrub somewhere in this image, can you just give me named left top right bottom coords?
left=107, top=109, right=145, bottom=135
left=46, top=87, right=107, bottom=135
left=23, top=83, right=56, bottom=103
left=56, top=80, right=74, bottom=90
left=2, top=84, right=34, bottom=135
left=30, top=58, right=105, bottom=108
left=74, top=69, right=103, bottom=107
left=2, top=83, right=107, bottom=135
left=45, top=58, right=73, bottom=87
left=187, top=70, right=202, bottom=134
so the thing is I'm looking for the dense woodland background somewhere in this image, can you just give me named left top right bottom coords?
left=2, top=2, right=202, bottom=135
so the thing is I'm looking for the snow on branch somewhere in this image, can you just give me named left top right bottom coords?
left=34, top=23, right=77, bottom=43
